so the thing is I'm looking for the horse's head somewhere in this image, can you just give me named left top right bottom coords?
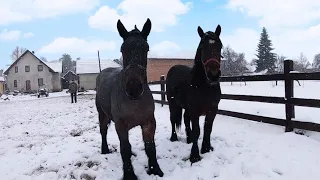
left=117, top=18, right=152, bottom=100
left=197, top=25, right=223, bottom=85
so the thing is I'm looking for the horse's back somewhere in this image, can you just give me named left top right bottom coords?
left=166, top=65, right=191, bottom=105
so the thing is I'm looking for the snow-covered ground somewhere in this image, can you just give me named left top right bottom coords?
left=151, top=80, right=320, bottom=124
left=0, top=90, right=96, bottom=103
left=1, top=82, right=320, bottom=180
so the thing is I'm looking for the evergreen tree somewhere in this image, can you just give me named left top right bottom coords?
left=313, top=53, right=320, bottom=69
left=59, top=53, right=73, bottom=74
left=255, top=27, right=276, bottom=73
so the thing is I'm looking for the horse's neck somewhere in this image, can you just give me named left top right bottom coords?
left=190, top=49, right=207, bottom=85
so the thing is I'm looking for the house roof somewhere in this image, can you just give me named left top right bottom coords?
left=63, top=70, right=77, bottom=78
left=45, top=61, right=62, bottom=73
left=0, top=77, right=5, bottom=82
left=76, top=59, right=121, bottom=74
left=3, top=50, right=59, bottom=75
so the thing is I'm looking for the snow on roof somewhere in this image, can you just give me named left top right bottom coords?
left=0, top=76, right=5, bottom=82
left=76, top=60, right=121, bottom=74
left=45, top=61, right=62, bottom=73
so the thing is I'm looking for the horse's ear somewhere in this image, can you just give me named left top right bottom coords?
left=215, top=25, right=221, bottom=37
left=117, top=19, right=129, bottom=39
left=141, top=18, right=152, bottom=39
left=197, top=26, right=205, bottom=38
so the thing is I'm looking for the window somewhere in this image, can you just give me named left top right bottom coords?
left=14, top=80, right=17, bottom=87
left=25, top=65, right=30, bottom=72
left=38, top=65, right=43, bottom=72
left=15, top=66, right=18, bottom=73
left=38, top=78, right=43, bottom=87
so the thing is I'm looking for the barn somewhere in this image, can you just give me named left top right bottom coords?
left=147, top=58, right=229, bottom=82
left=76, top=60, right=121, bottom=90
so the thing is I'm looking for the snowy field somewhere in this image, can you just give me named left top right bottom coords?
left=151, top=80, right=320, bottom=124
left=1, top=82, right=320, bottom=180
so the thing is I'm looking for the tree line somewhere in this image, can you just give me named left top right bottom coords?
left=252, top=27, right=320, bottom=74
left=220, top=27, right=320, bottom=76
left=7, top=32, right=320, bottom=77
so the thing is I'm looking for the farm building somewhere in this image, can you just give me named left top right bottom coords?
left=61, top=70, right=78, bottom=89
left=147, top=58, right=233, bottom=81
left=76, top=60, right=121, bottom=90
left=3, top=50, right=62, bottom=93
left=0, top=76, right=5, bottom=95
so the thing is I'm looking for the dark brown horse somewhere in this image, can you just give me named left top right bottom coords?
left=166, top=25, right=223, bottom=164
left=95, top=19, right=164, bottom=180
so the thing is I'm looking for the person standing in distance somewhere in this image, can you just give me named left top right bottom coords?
left=69, top=80, right=78, bottom=103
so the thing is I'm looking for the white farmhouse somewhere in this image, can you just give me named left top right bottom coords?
left=76, top=60, right=121, bottom=90
left=3, top=50, right=62, bottom=93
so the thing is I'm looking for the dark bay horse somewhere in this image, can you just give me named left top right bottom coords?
left=95, top=18, right=164, bottom=180
left=166, top=25, right=223, bottom=164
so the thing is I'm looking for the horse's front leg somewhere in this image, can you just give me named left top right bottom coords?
left=115, top=122, right=137, bottom=180
left=189, top=113, right=201, bottom=163
left=201, top=106, right=218, bottom=154
left=184, top=110, right=192, bottom=144
left=141, top=116, right=164, bottom=177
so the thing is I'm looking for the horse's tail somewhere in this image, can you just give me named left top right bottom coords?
left=167, top=91, right=183, bottom=130
left=175, top=110, right=183, bottom=130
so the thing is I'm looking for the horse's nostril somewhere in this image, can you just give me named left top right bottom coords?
left=210, top=70, right=218, bottom=76
left=125, top=78, right=144, bottom=99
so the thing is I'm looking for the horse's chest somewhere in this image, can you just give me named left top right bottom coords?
left=113, top=98, right=154, bottom=118
left=186, top=87, right=221, bottom=115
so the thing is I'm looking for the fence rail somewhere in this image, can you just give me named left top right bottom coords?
left=148, top=60, right=320, bottom=133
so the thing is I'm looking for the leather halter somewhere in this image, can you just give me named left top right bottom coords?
left=202, top=57, right=220, bottom=69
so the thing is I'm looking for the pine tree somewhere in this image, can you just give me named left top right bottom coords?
left=255, top=27, right=276, bottom=73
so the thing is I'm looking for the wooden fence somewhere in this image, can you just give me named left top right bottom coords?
left=148, top=60, right=320, bottom=133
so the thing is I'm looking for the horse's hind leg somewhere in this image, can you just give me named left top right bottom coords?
left=141, top=116, right=164, bottom=177
left=115, top=122, right=137, bottom=180
left=201, top=107, right=218, bottom=154
left=184, top=110, right=191, bottom=144
left=169, top=104, right=182, bottom=141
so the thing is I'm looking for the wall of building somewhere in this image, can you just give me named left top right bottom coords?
left=6, top=52, right=59, bottom=92
left=0, top=82, right=4, bottom=95
left=78, top=73, right=99, bottom=90
left=51, top=73, right=62, bottom=92
left=147, top=59, right=194, bottom=81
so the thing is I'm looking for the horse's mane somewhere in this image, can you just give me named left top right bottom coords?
left=190, top=40, right=207, bottom=85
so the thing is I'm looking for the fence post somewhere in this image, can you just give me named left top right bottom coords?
left=284, top=60, right=295, bottom=132
left=160, top=75, right=165, bottom=107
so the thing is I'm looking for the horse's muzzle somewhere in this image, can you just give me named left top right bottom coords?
left=206, top=69, right=221, bottom=86
left=125, top=78, right=144, bottom=100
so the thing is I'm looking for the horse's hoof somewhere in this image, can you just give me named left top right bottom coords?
left=101, top=147, right=112, bottom=154
left=190, top=154, right=202, bottom=164
left=123, top=173, right=138, bottom=180
left=201, top=145, right=214, bottom=154
left=170, top=135, right=178, bottom=142
left=186, top=137, right=192, bottom=144
left=101, top=149, right=110, bottom=154
left=147, top=165, right=164, bottom=177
